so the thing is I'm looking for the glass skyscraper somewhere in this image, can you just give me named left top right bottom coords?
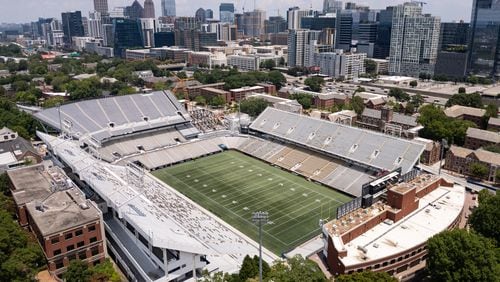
left=219, top=3, right=235, bottom=23
left=113, top=18, right=143, bottom=58
left=161, top=0, right=176, bottom=17
left=468, top=0, right=500, bottom=77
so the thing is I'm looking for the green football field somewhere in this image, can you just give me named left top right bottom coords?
left=152, top=150, right=352, bottom=255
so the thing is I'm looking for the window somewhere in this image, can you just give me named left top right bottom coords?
left=55, top=259, right=64, bottom=269
left=75, top=229, right=83, bottom=236
left=78, top=251, right=87, bottom=260
left=53, top=249, right=62, bottom=256
left=91, top=247, right=99, bottom=256
left=50, top=237, right=59, bottom=244
left=89, top=237, right=97, bottom=243
left=67, top=245, right=75, bottom=252
left=68, top=254, right=76, bottom=261
left=65, top=233, right=73, bottom=240
left=88, top=225, right=96, bottom=232
left=77, top=241, right=84, bottom=248
left=390, top=259, right=396, bottom=264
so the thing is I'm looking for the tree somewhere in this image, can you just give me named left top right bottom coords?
left=468, top=190, right=500, bottom=244
left=195, top=95, right=207, bottom=106
left=267, top=70, right=286, bottom=89
left=252, top=255, right=270, bottom=279
left=64, top=260, right=93, bottom=282
left=388, top=88, right=410, bottom=102
left=266, top=255, right=326, bottom=282
left=209, top=96, right=225, bottom=107
left=445, top=92, right=483, bottom=108
left=337, top=271, right=398, bottom=282
left=469, top=162, right=489, bottom=179
left=427, top=229, right=500, bottom=282
left=260, top=59, right=276, bottom=70
left=410, top=94, right=424, bottom=109
left=43, top=96, right=66, bottom=108
left=91, top=258, right=121, bottom=282
left=364, top=59, right=377, bottom=74
left=240, top=98, right=269, bottom=117
left=405, top=103, right=415, bottom=114
left=458, top=87, right=466, bottom=94
left=290, top=93, right=312, bottom=110
left=304, top=76, right=325, bottom=92
left=409, top=80, right=418, bottom=88
left=351, top=96, right=365, bottom=115
left=239, top=255, right=258, bottom=281
left=177, top=71, right=187, bottom=79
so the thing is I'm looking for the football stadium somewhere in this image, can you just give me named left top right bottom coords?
left=34, top=90, right=426, bottom=281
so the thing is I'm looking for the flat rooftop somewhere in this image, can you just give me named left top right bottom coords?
left=26, top=188, right=101, bottom=236
left=8, top=163, right=56, bottom=205
left=341, top=184, right=464, bottom=267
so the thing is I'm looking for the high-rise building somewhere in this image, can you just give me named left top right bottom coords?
left=125, top=0, right=144, bottom=20
left=113, top=18, right=143, bottom=57
left=154, top=31, right=175, bottom=47
left=205, top=9, right=214, bottom=20
left=88, top=11, right=103, bottom=38
left=220, top=3, right=235, bottom=23
left=373, top=6, right=393, bottom=59
left=314, top=50, right=366, bottom=79
left=301, top=14, right=336, bottom=31
left=142, top=0, right=155, bottom=18
left=93, top=0, right=108, bottom=14
left=195, top=8, right=206, bottom=23
left=435, top=22, right=470, bottom=79
left=288, top=29, right=321, bottom=67
left=61, top=11, right=85, bottom=44
left=161, top=0, right=176, bottom=17
left=241, top=10, right=266, bottom=37
left=468, top=0, right=500, bottom=77
left=139, top=18, right=159, bottom=47
left=35, top=18, right=64, bottom=47
left=389, top=2, right=440, bottom=76
left=287, top=7, right=312, bottom=30
left=335, top=7, right=377, bottom=51
left=323, top=0, right=343, bottom=13
left=265, top=16, right=287, bottom=34
left=174, top=17, right=199, bottom=31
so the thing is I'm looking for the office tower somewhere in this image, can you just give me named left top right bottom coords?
left=314, top=50, right=366, bottom=79
left=142, top=0, right=155, bottom=18
left=335, top=6, right=376, bottom=51
left=265, top=16, right=287, bottom=34
left=195, top=8, right=206, bottom=23
left=139, top=18, right=158, bottom=47
left=242, top=10, right=266, bottom=37
left=287, top=7, right=312, bottom=30
left=220, top=3, right=235, bottom=23
left=174, top=17, right=199, bottom=30
left=82, top=17, right=89, bottom=36
left=93, top=0, right=109, bottom=14
left=61, top=11, right=85, bottom=44
left=154, top=31, right=175, bottom=47
left=36, top=18, right=64, bottom=47
left=373, top=6, right=393, bottom=59
left=389, top=2, right=440, bottom=76
left=301, top=14, right=336, bottom=31
left=468, top=0, right=500, bottom=77
left=435, top=22, right=470, bottom=79
left=88, top=11, right=103, bottom=38
left=161, top=0, right=176, bottom=17
left=113, top=18, right=143, bottom=57
left=440, top=22, right=469, bottom=50
left=102, top=23, right=113, bottom=46
left=205, top=9, right=214, bottom=20
left=125, top=0, right=144, bottom=20
left=357, top=22, right=378, bottom=57
left=323, top=0, right=343, bottom=13
left=288, top=29, right=320, bottom=67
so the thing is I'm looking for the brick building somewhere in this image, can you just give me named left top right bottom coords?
left=445, top=145, right=500, bottom=182
left=464, top=127, right=500, bottom=150
left=186, top=82, right=225, bottom=100
left=444, top=105, right=486, bottom=127
left=414, top=137, right=441, bottom=165
left=229, top=86, right=264, bottom=102
left=322, top=175, right=464, bottom=277
left=7, top=163, right=105, bottom=278
left=357, top=107, right=418, bottom=136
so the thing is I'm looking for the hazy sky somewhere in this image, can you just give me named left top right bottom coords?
left=0, top=0, right=473, bottom=23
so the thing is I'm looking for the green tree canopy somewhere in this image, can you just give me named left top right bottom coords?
left=240, top=98, right=269, bottom=117
left=364, top=59, right=377, bottom=74
left=266, top=255, right=326, bottom=282
left=445, top=92, right=483, bottom=108
left=336, top=271, right=398, bottom=282
left=304, top=76, right=325, bottom=93
left=290, top=93, right=312, bottom=110
left=469, top=162, right=489, bottom=179
left=427, top=229, right=500, bottom=282
left=64, top=260, right=93, bottom=282
left=409, top=80, right=418, bottom=87
left=351, top=96, right=365, bottom=115
left=260, top=59, right=276, bottom=70
left=388, top=88, right=410, bottom=102
left=468, top=190, right=500, bottom=245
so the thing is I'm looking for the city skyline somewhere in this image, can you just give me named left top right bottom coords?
left=0, top=0, right=473, bottom=23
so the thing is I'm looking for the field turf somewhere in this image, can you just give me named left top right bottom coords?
left=152, top=150, right=352, bottom=255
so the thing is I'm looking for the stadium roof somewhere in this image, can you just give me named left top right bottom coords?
left=37, top=132, right=276, bottom=268
left=34, top=91, right=192, bottom=144
left=250, top=108, right=425, bottom=173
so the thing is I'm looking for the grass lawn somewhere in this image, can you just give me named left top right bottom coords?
left=152, top=150, right=352, bottom=255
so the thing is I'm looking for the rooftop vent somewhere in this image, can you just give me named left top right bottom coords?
left=273, top=122, right=280, bottom=130
left=308, top=132, right=315, bottom=140
left=108, top=122, right=115, bottom=128
left=394, top=156, right=403, bottom=165
left=79, top=202, right=89, bottom=210
left=349, top=144, right=359, bottom=153
left=287, top=127, right=295, bottom=135
left=371, top=150, right=380, bottom=159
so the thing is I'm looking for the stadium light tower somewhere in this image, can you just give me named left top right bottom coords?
left=252, top=211, right=269, bottom=282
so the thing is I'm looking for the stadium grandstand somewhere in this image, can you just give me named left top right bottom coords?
left=34, top=91, right=199, bottom=148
